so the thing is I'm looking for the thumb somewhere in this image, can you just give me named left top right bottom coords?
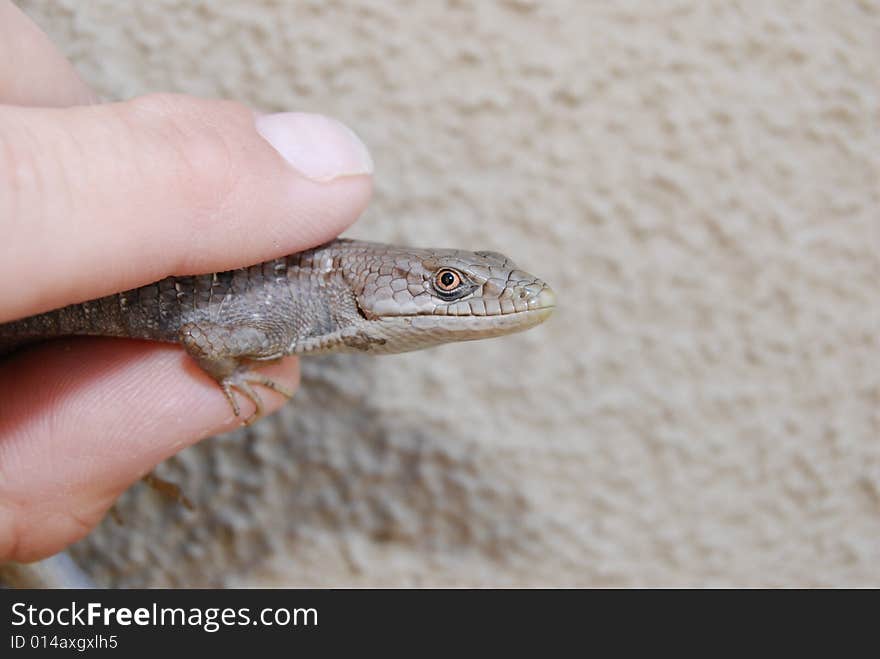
left=0, top=94, right=373, bottom=322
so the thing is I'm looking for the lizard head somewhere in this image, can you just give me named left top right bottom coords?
left=339, top=241, right=556, bottom=353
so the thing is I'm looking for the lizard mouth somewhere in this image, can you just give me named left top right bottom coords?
left=362, top=305, right=553, bottom=355
left=408, top=302, right=554, bottom=333
left=343, top=284, right=555, bottom=355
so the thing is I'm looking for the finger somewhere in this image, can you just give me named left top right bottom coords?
left=0, top=94, right=374, bottom=322
left=0, top=1, right=96, bottom=106
left=0, top=338, right=299, bottom=562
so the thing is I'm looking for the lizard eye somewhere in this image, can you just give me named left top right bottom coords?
left=434, top=269, right=462, bottom=292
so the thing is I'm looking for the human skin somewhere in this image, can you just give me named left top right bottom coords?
left=0, top=1, right=374, bottom=563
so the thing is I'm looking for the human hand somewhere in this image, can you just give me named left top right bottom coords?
left=0, top=1, right=373, bottom=563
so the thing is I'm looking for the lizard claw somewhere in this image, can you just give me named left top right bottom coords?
left=221, top=368, right=295, bottom=425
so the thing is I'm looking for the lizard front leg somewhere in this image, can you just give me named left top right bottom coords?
left=179, top=321, right=295, bottom=424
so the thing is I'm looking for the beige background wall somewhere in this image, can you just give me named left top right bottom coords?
left=19, top=0, right=879, bottom=586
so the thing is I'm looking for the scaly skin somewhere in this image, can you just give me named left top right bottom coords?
left=0, top=239, right=556, bottom=423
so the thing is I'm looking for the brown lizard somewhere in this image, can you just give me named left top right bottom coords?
left=0, top=238, right=555, bottom=424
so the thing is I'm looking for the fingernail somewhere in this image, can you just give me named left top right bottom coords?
left=255, top=112, right=374, bottom=182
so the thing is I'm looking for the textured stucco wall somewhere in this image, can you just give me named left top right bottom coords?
left=17, top=0, right=879, bottom=586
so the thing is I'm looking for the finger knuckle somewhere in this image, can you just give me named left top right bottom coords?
left=0, top=121, right=53, bottom=230
left=124, top=94, right=253, bottom=225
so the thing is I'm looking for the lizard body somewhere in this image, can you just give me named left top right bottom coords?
left=0, top=239, right=555, bottom=422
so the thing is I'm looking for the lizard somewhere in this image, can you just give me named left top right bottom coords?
left=0, top=238, right=554, bottom=588
left=0, top=238, right=555, bottom=424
